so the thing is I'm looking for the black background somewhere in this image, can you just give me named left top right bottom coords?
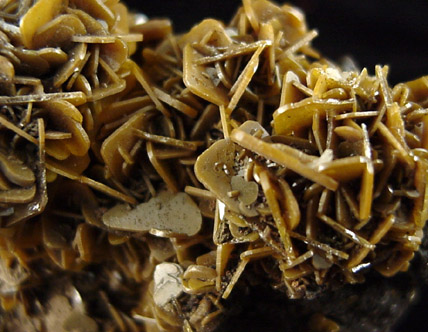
left=125, top=1, right=428, bottom=331
left=129, top=0, right=428, bottom=84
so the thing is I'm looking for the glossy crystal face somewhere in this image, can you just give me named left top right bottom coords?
left=0, top=0, right=426, bottom=331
